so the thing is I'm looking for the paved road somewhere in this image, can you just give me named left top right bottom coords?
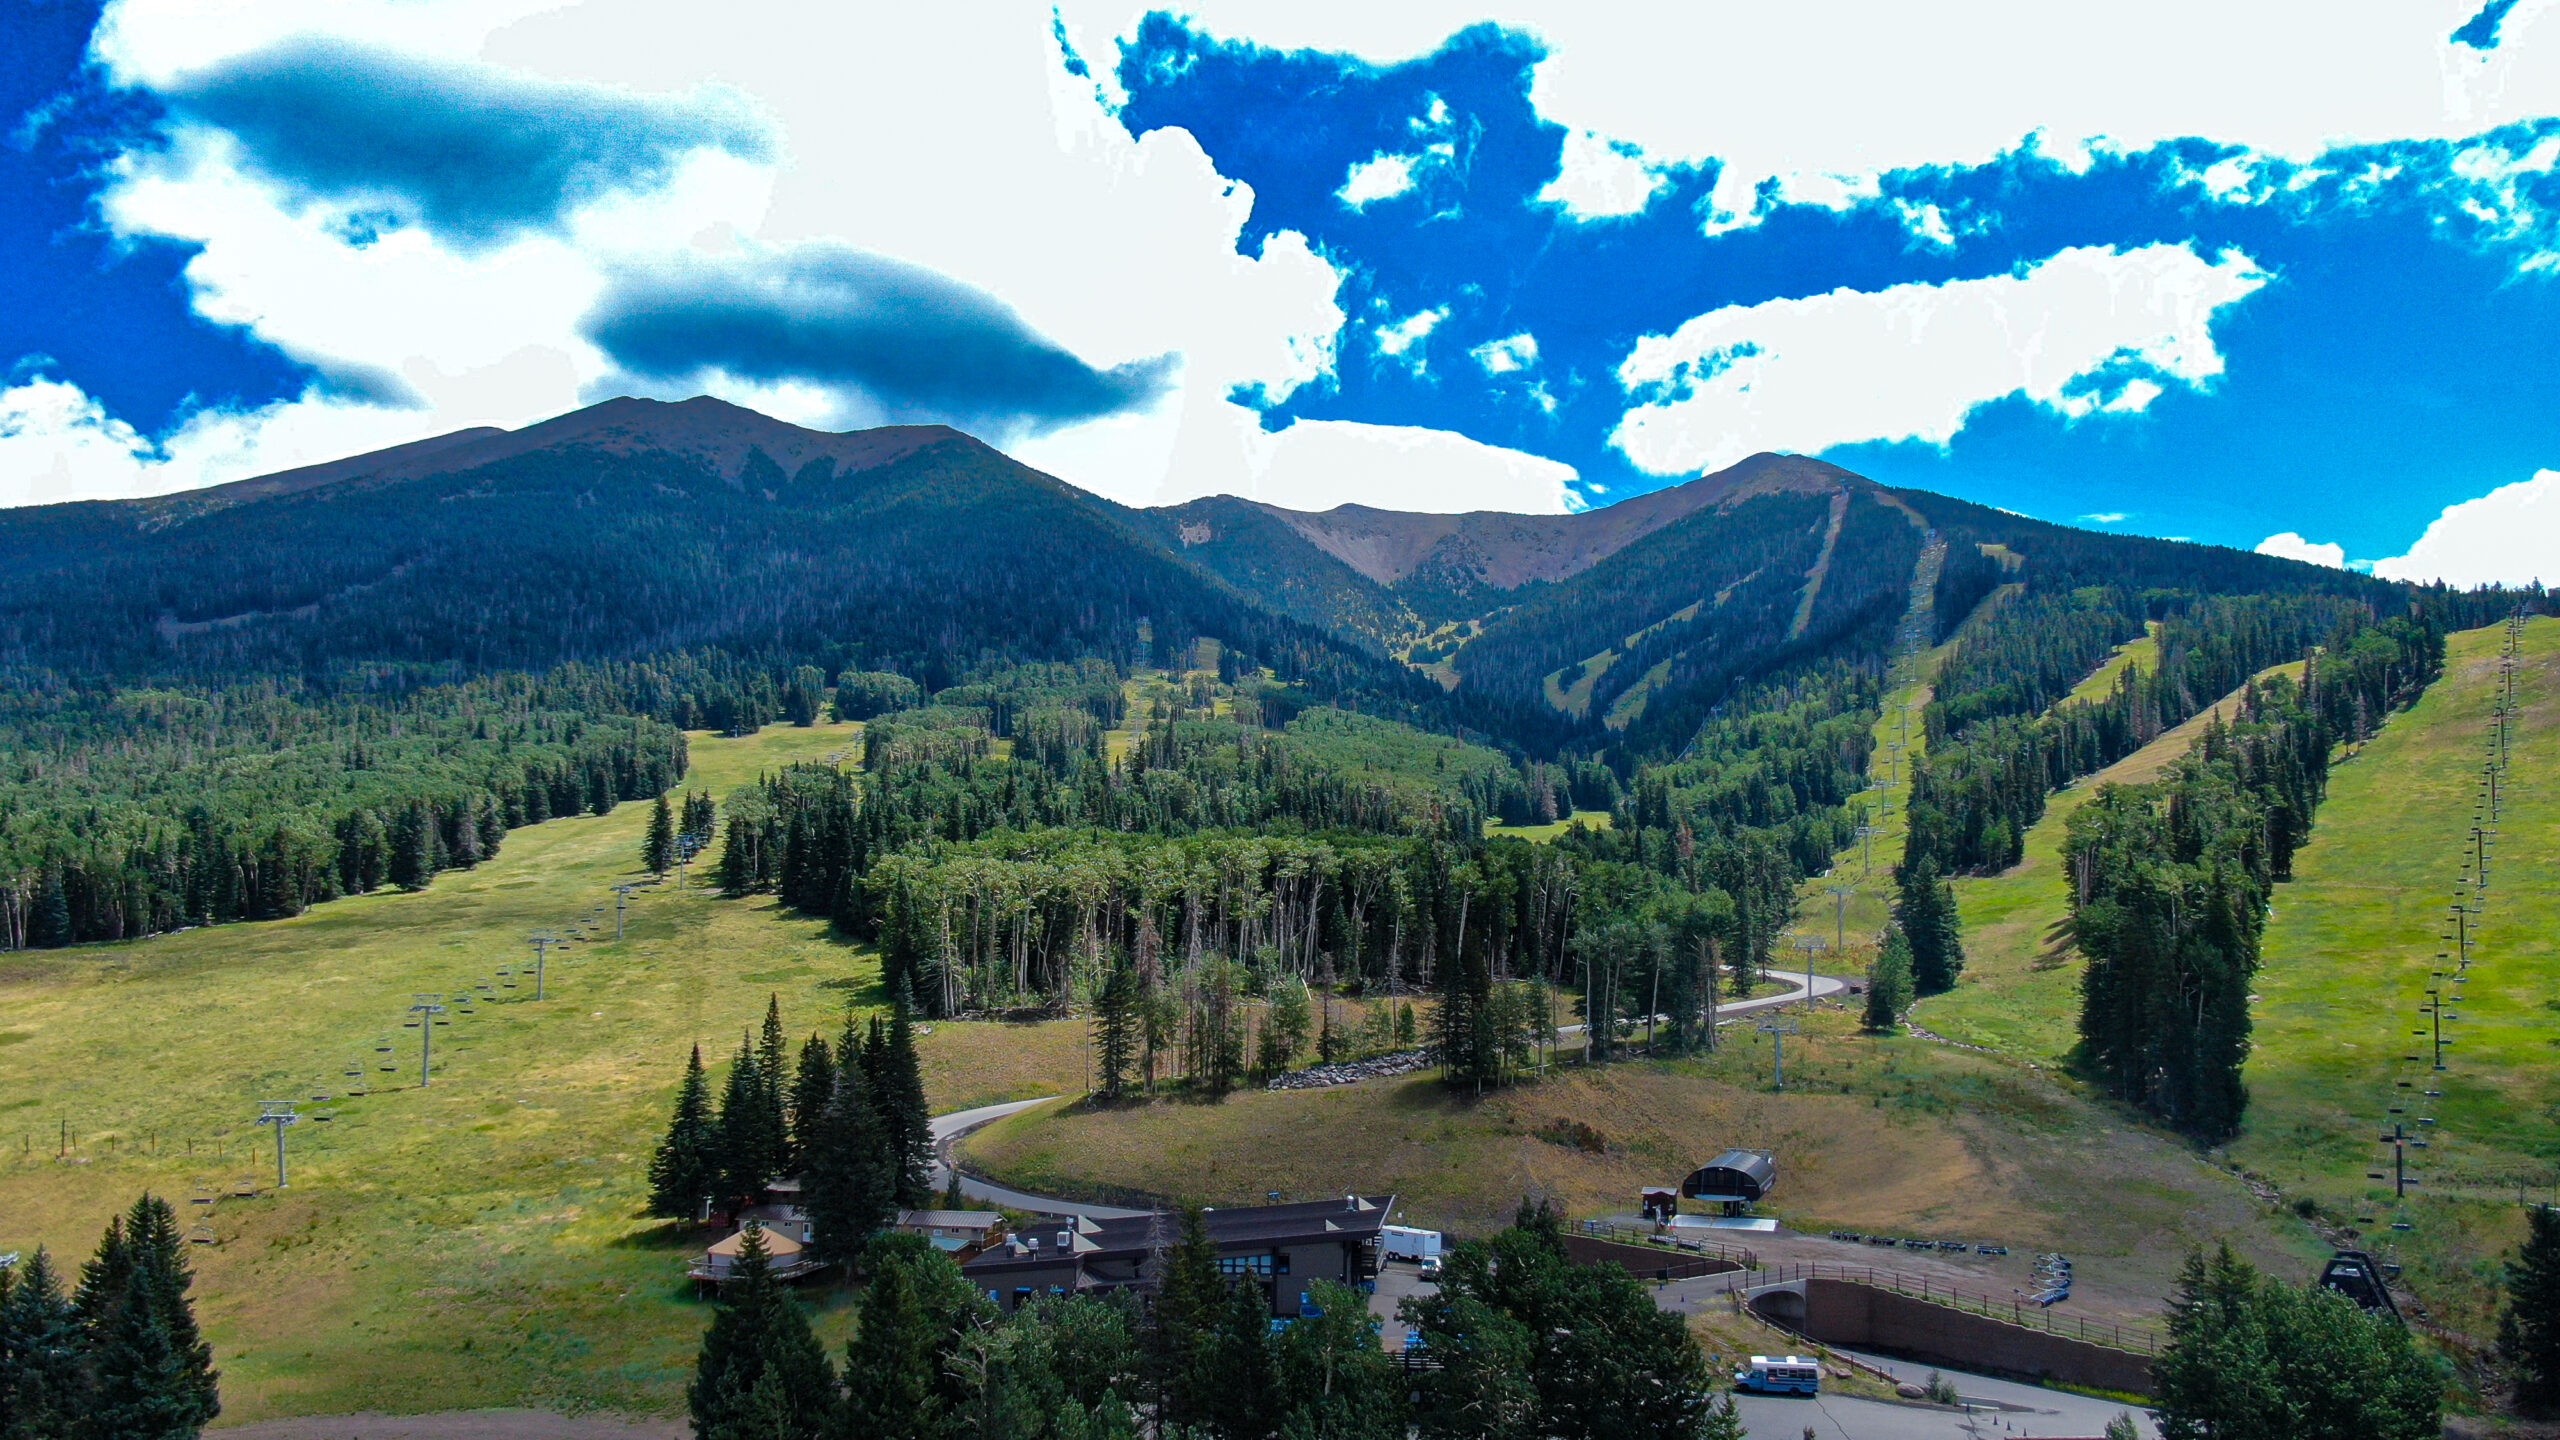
left=1558, top=970, right=1850, bottom=1038
left=1725, top=1344, right=2157, bottom=1440
left=928, top=1096, right=1150, bottom=1219
left=937, top=1096, right=2153, bottom=1438
left=931, top=971, right=1848, bottom=1220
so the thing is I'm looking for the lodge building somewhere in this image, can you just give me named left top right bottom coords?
left=961, top=1193, right=1397, bottom=1316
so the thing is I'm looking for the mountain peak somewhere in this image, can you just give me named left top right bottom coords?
left=1196, top=450, right=1862, bottom=590
left=147, top=396, right=970, bottom=515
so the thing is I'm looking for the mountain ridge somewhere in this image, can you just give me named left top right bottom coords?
left=0, top=395, right=2387, bottom=759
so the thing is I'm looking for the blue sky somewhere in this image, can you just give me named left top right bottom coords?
left=3, top=1, right=2555, bottom=583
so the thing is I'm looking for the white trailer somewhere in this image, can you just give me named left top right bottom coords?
left=1381, top=1224, right=1443, bottom=1263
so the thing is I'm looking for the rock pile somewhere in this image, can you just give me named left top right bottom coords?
left=1264, top=1048, right=1435, bottom=1090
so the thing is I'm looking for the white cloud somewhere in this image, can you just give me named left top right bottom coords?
left=2255, top=531, right=2349, bottom=568
left=0, top=374, right=445, bottom=508
left=1471, top=331, right=1538, bottom=374
left=1338, top=152, right=1419, bottom=208
left=2371, top=470, right=2560, bottom=586
left=1063, top=0, right=2560, bottom=234
left=1536, top=128, right=1664, bottom=220
left=1374, top=306, right=1447, bottom=367
left=2082, top=511, right=2129, bottom=523
left=4, top=0, right=1401, bottom=511
left=1609, top=242, right=2270, bottom=476
left=1894, top=199, right=1958, bottom=249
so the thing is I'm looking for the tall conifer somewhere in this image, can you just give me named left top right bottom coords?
left=650, top=1044, right=721, bottom=1219
left=644, top=795, right=677, bottom=875
left=837, top=1245, right=941, bottom=1440
left=2504, top=1205, right=2560, bottom=1414
left=802, top=1050, right=894, bottom=1269
left=876, top=1005, right=933, bottom=1206
left=787, top=1035, right=835, bottom=1174
left=716, top=1035, right=777, bottom=1203
left=0, top=1249, right=91, bottom=1439
left=686, top=1225, right=836, bottom=1440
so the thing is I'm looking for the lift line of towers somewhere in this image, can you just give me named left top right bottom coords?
left=2365, top=612, right=2529, bottom=1239
left=241, top=827, right=710, bottom=1197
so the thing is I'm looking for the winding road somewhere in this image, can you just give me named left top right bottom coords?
left=931, top=970, right=1851, bottom=1222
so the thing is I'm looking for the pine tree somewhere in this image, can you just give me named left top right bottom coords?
left=1151, top=1207, right=1226, bottom=1434
left=387, top=802, right=439, bottom=891
left=1256, top=979, right=1311, bottom=1081
left=1894, top=857, right=1967, bottom=994
left=801, top=1048, right=895, bottom=1270
left=30, top=868, right=70, bottom=948
left=838, top=1245, right=941, bottom=1440
left=687, top=1225, right=837, bottom=1440
left=1200, top=1276, right=1280, bottom=1440
left=0, top=1249, right=91, bottom=1440
left=73, top=1213, right=132, bottom=1330
left=876, top=1005, right=934, bottom=1206
left=121, top=1194, right=219, bottom=1431
left=756, top=997, right=791, bottom=1175
left=2504, top=1205, right=2560, bottom=1414
left=1092, top=962, right=1140, bottom=1100
left=716, top=1035, right=779, bottom=1204
left=788, top=1035, right=835, bottom=1174
left=650, top=1044, right=722, bottom=1220
left=644, top=794, right=677, bottom=875
left=1863, top=923, right=1916, bottom=1033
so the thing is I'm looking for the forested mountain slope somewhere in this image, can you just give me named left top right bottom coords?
left=0, top=397, right=1425, bottom=712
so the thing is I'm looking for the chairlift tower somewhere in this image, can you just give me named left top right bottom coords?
left=613, top=883, right=638, bottom=940
left=1757, top=1018, right=1800, bottom=1091
left=256, top=1102, right=300, bottom=1190
left=1788, top=934, right=1826, bottom=1010
left=1823, top=884, right=1854, bottom=955
left=527, top=933, right=560, bottom=1000
left=409, top=994, right=448, bottom=1085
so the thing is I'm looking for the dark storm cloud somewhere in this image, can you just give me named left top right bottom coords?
left=583, top=244, right=1177, bottom=433
left=163, top=38, right=775, bottom=248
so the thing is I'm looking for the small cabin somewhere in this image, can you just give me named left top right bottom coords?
left=897, top=1208, right=1006, bottom=1256
left=688, top=1221, right=826, bottom=1288
left=1680, top=1150, right=1777, bottom=1210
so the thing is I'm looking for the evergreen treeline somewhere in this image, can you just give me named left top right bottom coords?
left=2153, top=1244, right=2439, bottom=1440
left=680, top=1199, right=1741, bottom=1440
left=2065, top=619, right=2436, bottom=1136
left=1905, top=595, right=2435, bottom=878
left=0, top=1195, right=221, bottom=1440
left=0, top=672, right=686, bottom=949
left=649, top=998, right=932, bottom=1259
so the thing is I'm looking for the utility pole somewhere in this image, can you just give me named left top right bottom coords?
left=410, top=994, right=447, bottom=1085
left=1758, top=1018, right=1799, bottom=1091
left=256, top=1102, right=300, bottom=1190
left=613, top=884, right=637, bottom=941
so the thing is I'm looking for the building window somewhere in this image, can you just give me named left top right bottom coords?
left=1217, top=1254, right=1274, bottom=1277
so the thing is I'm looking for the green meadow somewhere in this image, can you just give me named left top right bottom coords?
left=0, top=719, right=1087, bottom=1423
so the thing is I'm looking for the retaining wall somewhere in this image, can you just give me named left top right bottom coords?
left=1754, top=1277, right=2154, bottom=1395
left=1562, top=1233, right=1747, bottom=1281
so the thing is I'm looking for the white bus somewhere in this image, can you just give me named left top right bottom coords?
left=1735, top=1355, right=1821, bottom=1396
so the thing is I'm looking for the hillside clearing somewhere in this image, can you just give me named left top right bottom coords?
left=2229, top=615, right=2559, bottom=1336
left=962, top=1004, right=2323, bottom=1330
left=0, top=720, right=1089, bottom=1423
